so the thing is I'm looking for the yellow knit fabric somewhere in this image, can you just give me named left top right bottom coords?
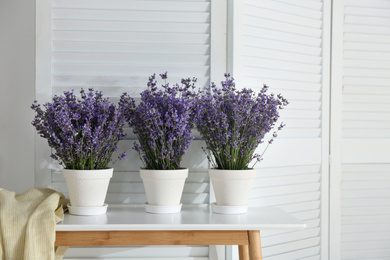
left=0, top=188, right=68, bottom=260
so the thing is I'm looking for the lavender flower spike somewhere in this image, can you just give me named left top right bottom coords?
left=194, top=74, right=289, bottom=170
left=31, top=88, right=128, bottom=170
left=120, top=73, right=197, bottom=170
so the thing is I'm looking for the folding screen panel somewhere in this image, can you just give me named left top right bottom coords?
left=37, top=0, right=212, bottom=259
left=331, top=0, right=390, bottom=259
left=229, top=0, right=330, bottom=259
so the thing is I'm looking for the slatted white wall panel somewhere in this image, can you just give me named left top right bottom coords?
left=230, top=0, right=329, bottom=259
left=339, top=1, right=390, bottom=258
left=49, top=1, right=211, bottom=259
left=51, top=0, right=211, bottom=95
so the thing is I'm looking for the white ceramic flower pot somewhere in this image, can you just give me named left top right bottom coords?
left=140, top=168, right=188, bottom=213
left=63, top=168, right=113, bottom=209
left=209, top=169, right=256, bottom=214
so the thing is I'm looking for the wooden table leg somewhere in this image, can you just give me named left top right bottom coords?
left=239, top=245, right=250, bottom=260
left=248, top=230, right=262, bottom=260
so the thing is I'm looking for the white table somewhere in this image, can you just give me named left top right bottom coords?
left=56, top=205, right=306, bottom=260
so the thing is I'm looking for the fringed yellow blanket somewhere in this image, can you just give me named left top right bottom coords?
left=0, top=188, right=68, bottom=260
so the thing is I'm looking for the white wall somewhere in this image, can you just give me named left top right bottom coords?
left=0, top=0, right=35, bottom=192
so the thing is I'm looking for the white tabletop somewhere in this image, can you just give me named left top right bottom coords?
left=56, top=205, right=306, bottom=231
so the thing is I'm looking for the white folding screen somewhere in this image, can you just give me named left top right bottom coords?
left=228, top=0, right=330, bottom=259
left=44, top=0, right=332, bottom=259
left=331, top=0, right=390, bottom=259
left=35, top=0, right=390, bottom=259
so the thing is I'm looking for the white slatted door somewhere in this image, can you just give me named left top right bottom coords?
left=331, top=0, right=390, bottom=259
left=48, top=1, right=212, bottom=259
left=229, top=0, right=330, bottom=259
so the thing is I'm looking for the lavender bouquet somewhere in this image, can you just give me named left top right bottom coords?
left=194, top=74, right=288, bottom=170
left=120, top=72, right=197, bottom=170
left=31, top=88, right=127, bottom=170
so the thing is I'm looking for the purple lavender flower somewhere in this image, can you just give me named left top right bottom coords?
left=31, top=88, right=127, bottom=170
left=194, top=74, right=289, bottom=170
left=120, top=73, right=197, bottom=170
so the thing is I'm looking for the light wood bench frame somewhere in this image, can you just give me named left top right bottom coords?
left=56, top=230, right=262, bottom=260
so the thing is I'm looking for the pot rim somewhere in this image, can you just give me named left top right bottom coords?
left=63, top=168, right=113, bottom=180
left=209, top=168, right=257, bottom=173
left=140, top=168, right=189, bottom=179
left=139, top=167, right=188, bottom=171
left=63, top=168, right=113, bottom=172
